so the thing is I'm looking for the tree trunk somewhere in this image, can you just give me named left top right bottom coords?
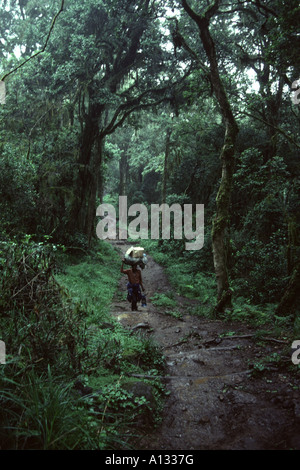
left=69, top=102, right=102, bottom=236
left=212, top=127, right=237, bottom=311
left=97, top=165, right=104, bottom=204
left=86, top=137, right=104, bottom=247
left=261, top=74, right=284, bottom=161
left=119, top=147, right=129, bottom=196
left=161, top=127, right=172, bottom=204
left=182, top=0, right=239, bottom=312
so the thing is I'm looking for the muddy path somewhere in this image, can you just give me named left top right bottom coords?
left=109, top=241, right=300, bottom=450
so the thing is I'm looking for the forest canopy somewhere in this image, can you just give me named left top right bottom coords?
left=1, top=0, right=300, bottom=451
left=1, top=0, right=299, bottom=314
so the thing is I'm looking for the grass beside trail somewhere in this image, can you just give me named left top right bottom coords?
left=0, top=239, right=166, bottom=450
left=54, top=240, right=167, bottom=439
left=55, top=240, right=121, bottom=324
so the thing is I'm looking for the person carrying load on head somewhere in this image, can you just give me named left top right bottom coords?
left=120, top=250, right=146, bottom=311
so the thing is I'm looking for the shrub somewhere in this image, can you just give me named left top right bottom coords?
left=0, top=238, right=166, bottom=449
left=0, top=237, right=88, bottom=373
left=0, top=365, right=100, bottom=449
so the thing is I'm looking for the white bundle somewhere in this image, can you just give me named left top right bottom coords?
left=124, top=246, right=148, bottom=269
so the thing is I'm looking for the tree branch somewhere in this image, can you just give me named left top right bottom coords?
left=181, top=0, right=220, bottom=25
left=1, top=0, right=65, bottom=82
left=251, top=0, right=278, bottom=18
left=239, top=110, right=300, bottom=150
left=103, top=66, right=192, bottom=136
left=171, top=19, right=210, bottom=77
left=103, top=96, right=168, bottom=136
left=181, top=0, right=203, bottom=23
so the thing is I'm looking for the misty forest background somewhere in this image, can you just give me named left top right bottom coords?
left=0, top=0, right=299, bottom=450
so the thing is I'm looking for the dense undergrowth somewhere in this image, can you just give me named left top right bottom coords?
left=140, top=239, right=300, bottom=340
left=0, top=237, right=166, bottom=450
left=1, top=234, right=298, bottom=449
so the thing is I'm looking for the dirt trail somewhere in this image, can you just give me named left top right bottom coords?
left=109, top=241, right=300, bottom=450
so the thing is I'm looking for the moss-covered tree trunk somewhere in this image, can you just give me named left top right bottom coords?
left=69, top=100, right=102, bottom=236
left=86, top=136, right=104, bottom=247
left=212, top=125, right=238, bottom=312
left=182, top=0, right=239, bottom=312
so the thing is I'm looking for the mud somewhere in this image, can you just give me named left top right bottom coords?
left=109, top=241, right=300, bottom=450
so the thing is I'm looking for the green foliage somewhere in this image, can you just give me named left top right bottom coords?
left=293, top=317, right=300, bottom=338
left=0, top=149, right=37, bottom=236
left=166, top=262, right=216, bottom=302
left=232, top=233, right=289, bottom=303
left=151, top=292, right=177, bottom=309
left=0, top=365, right=102, bottom=450
left=220, top=300, right=274, bottom=327
left=0, top=237, right=89, bottom=372
left=1, top=0, right=300, bottom=447
left=0, top=238, right=166, bottom=449
left=248, top=348, right=295, bottom=378
left=165, top=309, right=183, bottom=320
left=230, top=147, right=296, bottom=304
left=55, top=243, right=120, bottom=321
